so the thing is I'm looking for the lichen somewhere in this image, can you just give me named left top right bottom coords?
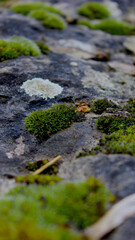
left=0, top=177, right=112, bottom=239
left=16, top=174, right=61, bottom=185
left=78, top=2, right=110, bottom=20
left=25, top=103, right=82, bottom=139
left=11, top=2, right=61, bottom=15
left=29, top=10, right=66, bottom=29
left=20, top=78, right=63, bottom=99
left=0, top=36, right=41, bottom=62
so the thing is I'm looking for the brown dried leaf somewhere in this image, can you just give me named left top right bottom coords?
left=76, top=103, right=90, bottom=113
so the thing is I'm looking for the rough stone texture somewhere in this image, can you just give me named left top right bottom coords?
left=0, top=0, right=135, bottom=239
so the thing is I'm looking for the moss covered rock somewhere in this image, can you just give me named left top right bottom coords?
left=78, top=2, right=110, bottom=20
left=29, top=10, right=66, bottom=29
left=0, top=36, right=41, bottom=62
left=25, top=103, right=82, bottom=139
left=11, top=2, right=61, bottom=15
left=0, top=177, right=112, bottom=239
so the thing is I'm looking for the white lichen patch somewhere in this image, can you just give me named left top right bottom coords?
left=21, top=78, right=63, bottom=99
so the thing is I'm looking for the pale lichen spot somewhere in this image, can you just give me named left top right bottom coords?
left=21, top=78, right=63, bottom=99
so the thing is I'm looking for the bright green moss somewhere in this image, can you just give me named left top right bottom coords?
left=16, top=174, right=61, bottom=185
left=92, top=98, right=117, bottom=114
left=124, top=98, right=135, bottom=114
left=11, top=2, right=61, bottom=15
left=101, top=126, right=135, bottom=155
left=25, top=103, right=82, bottom=139
left=78, top=2, right=110, bottom=20
left=77, top=19, right=93, bottom=29
left=96, top=115, right=135, bottom=134
left=0, top=177, right=112, bottom=240
left=93, top=19, right=134, bottom=35
left=26, top=160, right=58, bottom=174
left=35, top=41, right=50, bottom=54
left=29, top=10, right=66, bottom=29
left=0, top=36, right=41, bottom=62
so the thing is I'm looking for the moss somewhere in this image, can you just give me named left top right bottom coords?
left=124, top=98, right=135, bottom=114
left=92, top=98, right=117, bottom=114
left=26, top=160, right=58, bottom=174
left=11, top=2, right=61, bottom=15
left=0, top=177, right=112, bottom=239
left=25, top=103, right=82, bottom=139
left=0, top=36, right=41, bottom=62
left=77, top=19, right=93, bottom=29
left=16, top=174, right=61, bottom=185
left=101, top=126, right=135, bottom=155
left=96, top=115, right=135, bottom=134
left=34, top=41, right=50, bottom=54
left=93, top=19, right=134, bottom=35
left=29, top=10, right=66, bottom=29
left=78, top=2, right=110, bottom=20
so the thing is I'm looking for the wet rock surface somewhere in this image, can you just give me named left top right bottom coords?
left=0, top=0, right=135, bottom=239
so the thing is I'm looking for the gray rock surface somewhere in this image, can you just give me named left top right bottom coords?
left=0, top=0, right=135, bottom=239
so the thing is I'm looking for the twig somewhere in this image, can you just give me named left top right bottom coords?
left=32, top=155, right=62, bottom=175
left=84, top=193, right=135, bottom=240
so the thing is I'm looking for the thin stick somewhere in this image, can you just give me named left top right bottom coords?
left=32, top=155, right=62, bottom=175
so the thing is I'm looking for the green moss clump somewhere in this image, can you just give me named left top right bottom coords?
left=16, top=174, right=61, bottom=185
left=0, top=36, right=41, bottom=62
left=92, top=98, right=117, bottom=114
left=0, top=177, right=112, bottom=240
left=25, top=103, right=82, bottom=139
left=11, top=2, right=61, bottom=15
left=96, top=115, right=135, bottom=134
left=101, top=126, right=135, bottom=155
left=35, top=41, right=50, bottom=54
left=77, top=19, right=93, bottom=29
left=26, top=160, right=58, bottom=174
left=29, top=10, right=66, bottom=29
left=78, top=2, right=110, bottom=20
left=93, top=19, right=134, bottom=35
left=124, top=98, right=135, bottom=114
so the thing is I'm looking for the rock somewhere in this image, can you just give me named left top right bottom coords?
left=124, top=37, right=135, bottom=55
left=108, top=61, right=135, bottom=76
left=59, top=154, right=135, bottom=198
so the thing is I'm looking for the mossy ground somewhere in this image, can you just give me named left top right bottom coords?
left=29, top=10, right=66, bottom=30
left=0, top=36, right=41, bottom=62
left=11, top=2, right=61, bottom=15
left=34, top=41, right=50, bottom=54
left=0, top=177, right=112, bottom=239
left=25, top=103, right=82, bottom=139
left=77, top=99, right=135, bottom=157
left=16, top=174, right=61, bottom=185
left=78, top=2, right=110, bottom=20
left=11, top=2, right=66, bottom=30
left=77, top=19, right=134, bottom=35
left=92, top=98, right=117, bottom=114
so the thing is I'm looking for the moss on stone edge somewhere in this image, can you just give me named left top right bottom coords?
left=35, top=41, right=50, bottom=54
left=16, top=174, right=61, bottom=185
left=0, top=177, right=112, bottom=239
left=29, top=10, right=66, bottom=30
left=25, top=103, right=82, bottom=139
left=11, top=2, right=61, bottom=15
left=101, top=126, right=135, bottom=155
left=77, top=19, right=134, bottom=35
left=93, top=19, right=134, bottom=35
left=78, top=2, right=110, bottom=20
left=0, top=36, right=41, bottom=62
left=96, top=115, right=135, bottom=134
left=92, top=98, right=118, bottom=114
left=26, top=160, right=58, bottom=174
